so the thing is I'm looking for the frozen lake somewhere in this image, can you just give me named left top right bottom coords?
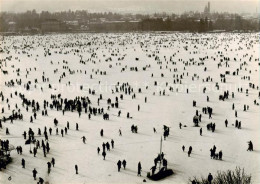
left=0, top=33, right=259, bottom=184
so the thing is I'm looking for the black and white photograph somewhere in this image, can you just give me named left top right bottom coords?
left=0, top=0, right=259, bottom=183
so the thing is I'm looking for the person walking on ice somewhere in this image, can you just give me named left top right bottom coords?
left=32, top=168, right=37, bottom=180
left=208, top=173, right=213, bottom=184
left=81, top=136, right=86, bottom=144
left=122, top=160, right=126, bottom=169
left=137, top=162, right=142, bottom=176
left=102, top=151, right=106, bottom=160
left=75, top=165, right=78, bottom=174
left=117, top=160, right=122, bottom=172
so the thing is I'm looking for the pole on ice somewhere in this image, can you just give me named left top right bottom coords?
left=159, top=136, right=162, bottom=170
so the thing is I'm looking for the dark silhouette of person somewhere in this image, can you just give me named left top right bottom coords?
left=117, top=160, right=122, bottom=172
left=75, top=165, right=78, bottom=174
left=111, top=139, right=114, bottom=148
left=100, top=129, right=104, bottom=137
left=219, top=151, right=223, bottom=160
left=122, top=160, right=126, bottom=169
left=102, top=151, right=106, bottom=160
left=38, top=177, right=44, bottom=184
left=138, top=162, right=142, bottom=176
left=81, top=136, right=86, bottom=144
left=208, top=173, right=213, bottom=184
left=51, top=158, right=55, bottom=167
left=21, top=158, right=25, bottom=168
left=32, top=168, right=37, bottom=180
left=225, top=119, right=228, bottom=127
left=150, top=165, right=156, bottom=175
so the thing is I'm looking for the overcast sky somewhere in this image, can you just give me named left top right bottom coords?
left=0, top=0, right=259, bottom=14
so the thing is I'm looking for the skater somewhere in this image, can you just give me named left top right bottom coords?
left=182, top=145, right=185, bottom=152
left=137, top=162, right=142, bottom=176
left=97, top=147, right=100, bottom=154
left=200, top=128, right=202, bottom=136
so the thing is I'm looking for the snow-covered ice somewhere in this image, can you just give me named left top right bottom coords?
left=0, top=33, right=259, bottom=184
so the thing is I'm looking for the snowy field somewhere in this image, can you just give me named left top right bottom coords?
left=0, top=33, right=259, bottom=184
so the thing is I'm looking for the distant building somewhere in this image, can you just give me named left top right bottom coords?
left=204, top=2, right=211, bottom=15
left=41, top=19, right=66, bottom=33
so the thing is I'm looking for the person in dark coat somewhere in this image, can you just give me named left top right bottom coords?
left=188, top=150, right=191, bottom=157
left=38, top=177, right=44, bottom=184
left=117, top=160, right=122, bottom=172
left=51, top=158, right=55, bottom=167
left=111, top=139, right=114, bottom=149
left=162, top=158, right=167, bottom=169
left=21, top=158, right=25, bottom=168
left=32, top=168, right=37, bottom=180
left=225, top=119, right=228, bottom=127
left=75, top=165, right=78, bottom=174
left=219, top=151, right=223, bottom=160
left=208, top=173, right=213, bottom=184
left=33, top=147, right=37, bottom=157
left=81, top=136, right=86, bottom=144
left=47, top=162, right=51, bottom=175
left=100, top=129, right=103, bottom=137
left=137, top=162, right=142, bottom=176
left=97, top=147, right=100, bottom=154
left=122, top=160, right=126, bottom=169
left=102, top=151, right=106, bottom=160
left=150, top=165, right=156, bottom=175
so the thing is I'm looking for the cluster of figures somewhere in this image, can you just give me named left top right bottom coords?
left=163, top=125, right=170, bottom=140
left=206, top=122, right=216, bottom=132
left=116, top=159, right=127, bottom=171
left=131, top=124, right=138, bottom=133
left=210, top=145, right=223, bottom=160
left=97, top=139, right=115, bottom=160
left=150, top=153, right=168, bottom=175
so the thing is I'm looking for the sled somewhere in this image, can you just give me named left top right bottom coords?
left=147, top=167, right=174, bottom=181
